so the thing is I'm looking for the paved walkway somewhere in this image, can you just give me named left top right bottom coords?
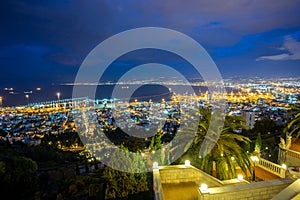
left=162, top=182, right=198, bottom=200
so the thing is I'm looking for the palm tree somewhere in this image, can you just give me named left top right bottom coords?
left=180, top=108, right=252, bottom=180
left=285, top=104, right=300, bottom=139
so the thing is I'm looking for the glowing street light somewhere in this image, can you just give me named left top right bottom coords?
left=185, top=160, right=191, bottom=167
left=237, top=174, right=244, bottom=180
left=25, top=94, right=29, bottom=104
left=251, top=155, right=259, bottom=162
left=153, top=162, right=159, bottom=170
left=281, top=164, right=287, bottom=170
left=199, top=183, right=208, bottom=192
left=0, top=96, right=2, bottom=106
left=56, top=92, right=60, bottom=100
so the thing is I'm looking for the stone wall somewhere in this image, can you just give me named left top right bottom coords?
left=158, top=165, right=223, bottom=187
left=198, top=178, right=294, bottom=200
left=272, top=179, right=300, bottom=200
left=153, top=170, right=164, bottom=200
left=153, top=165, right=295, bottom=200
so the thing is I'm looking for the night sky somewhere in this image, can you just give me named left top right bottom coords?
left=1, top=0, right=300, bottom=104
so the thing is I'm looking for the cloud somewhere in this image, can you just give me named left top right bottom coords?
left=1, top=0, right=300, bottom=83
left=256, top=53, right=290, bottom=61
left=134, top=0, right=300, bottom=36
left=0, top=0, right=116, bottom=66
left=256, top=36, right=300, bottom=61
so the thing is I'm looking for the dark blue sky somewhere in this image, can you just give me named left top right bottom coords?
left=1, top=0, right=300, bottom=90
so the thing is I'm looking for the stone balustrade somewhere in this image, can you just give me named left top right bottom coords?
left=278, top=147, right=300, bottom=166
left=258, top=157, right=286, bottom=178
left=286, top=148, right=300, bottom=159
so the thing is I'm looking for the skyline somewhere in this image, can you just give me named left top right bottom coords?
left=0, top=76, right=299, bottom=107
left=1, top=0, right=300, bottom=89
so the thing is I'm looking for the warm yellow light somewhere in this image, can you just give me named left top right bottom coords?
left=282, top=164, right=287, bottom=169
left=251, top=156, right=259, bottom=162
left=153, top=162, right=159, bottom=169
left=185, top=160, right=191, bottom=167
left=200, top=183, right=208, bottom=192
left=237, top=174, right=243, bottom=180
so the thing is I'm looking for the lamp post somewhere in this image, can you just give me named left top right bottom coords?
left=251, top=155, right=259, bottom=181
